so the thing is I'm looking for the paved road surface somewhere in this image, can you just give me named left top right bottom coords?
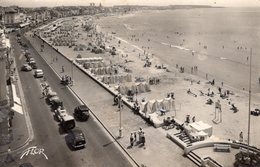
left=3, top=32, right=133, bottom=167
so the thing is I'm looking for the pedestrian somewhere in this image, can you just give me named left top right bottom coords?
left=62, top=66, right=64, bottom=73
left=186, top=115, right=190, bottom=123
left=134, top=132, right=137, bottom=142
left=56, top=57, right=58, bottom=62
left=192, top=116, right=195, bottom=122
left=221, top=82, right=223, bottom=87
left=130, top=133, right=134, bottom=147
left=239, top=131, right=243, bottom=142
left=142, top=132, right=146, bottom=146
left=138, top=128, right=143, bottom=142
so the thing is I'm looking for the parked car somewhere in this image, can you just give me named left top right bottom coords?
left=28, top=60, right=36, bottom=66
left=27, top=57, right=34, bottom=62
left=21, top=64, right=32, bottom=71
left=34, top=69, right=44, bottom=78
left=30, top=61, right=37, bottom=69
left=69, top=127, right=86, bottom=149
left=74, top=105, right=90, bottom=121
left=49, top=96, right=63, bottom=109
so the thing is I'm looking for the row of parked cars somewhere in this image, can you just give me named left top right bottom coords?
left=21, top=53, right=44, bottom=78
left=45, top=86, right=90, bottom=149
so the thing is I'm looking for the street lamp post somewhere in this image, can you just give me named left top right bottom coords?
left=71, top=59, right=74, bottom=85
left=118, top=94, right=123, bottom=138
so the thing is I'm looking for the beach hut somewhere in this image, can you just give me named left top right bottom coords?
left=118, top=85, right=124, bottom=95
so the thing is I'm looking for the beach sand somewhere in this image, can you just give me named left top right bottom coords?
left=37, top=10, right=260, bottom=164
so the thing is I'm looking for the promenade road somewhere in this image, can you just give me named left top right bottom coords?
left=3, top=32, right=133, bottom=167
left=25, top=32, right=195, bottom=167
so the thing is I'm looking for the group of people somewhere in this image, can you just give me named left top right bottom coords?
left=185, top=115, right=196, bottom=124
left=61, top=75, right=73, bottom=85
left=191, top=66, right=198, bottom=74
left=130, top=128, right=146, bottom=148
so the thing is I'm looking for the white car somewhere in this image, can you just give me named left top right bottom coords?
left=21, top=64, right=32, bottom=71
left=34, top=69, right=44, bottom=78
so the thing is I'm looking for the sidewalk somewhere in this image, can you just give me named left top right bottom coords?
left=0, top=79, right=30, bottom=157
left=0, top=35, right=31, bottom=157
left=25, top=32, right=195, bottom=167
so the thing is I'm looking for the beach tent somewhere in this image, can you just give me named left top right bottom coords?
left=147, top=100, right=158, bottom=114
left=140, top=101, right=148, bottom=116
left=108, top=76, right=115, bottom=84
left=157, top=99, right=164, bottom=111
left=137, top=83, right=146, bottom=93
left=145, top=83, right=151, bottom=92
left=83, top=62, right=90, bottom=69
left=162, top=97, right=175, bottom=111
left=126, top=74, right=132, bottom=82
left=102, top=76, right=109, bottom=84
left=119, top=75, right=123, bottom=83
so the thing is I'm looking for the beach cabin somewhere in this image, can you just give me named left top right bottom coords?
left=185, top=121, right=213, bottom=142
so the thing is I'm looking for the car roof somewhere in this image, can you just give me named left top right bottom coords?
left=77, top=105, right=89, bottom=111
left=71, top=127, right=85, bottom=139
left=35, top=69, right=43, bottom=72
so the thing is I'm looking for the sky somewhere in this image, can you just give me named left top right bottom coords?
left=1, top=0, right=260, bottom=7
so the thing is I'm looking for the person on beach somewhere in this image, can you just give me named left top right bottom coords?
left=192, top=116, right=195, bottom=122
left=62, top=66, right=64, bottom=73
left=186, top=115, right=190, bottom=123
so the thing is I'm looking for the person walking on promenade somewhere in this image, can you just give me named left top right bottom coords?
left=130, top=133, right=134, bottom=147
left=239, top=131, right=243, bottom=142
left=134, top=132, right=137, bottom=142
left=192, top=116, right=195, bottom=122
left=138, top=128, right=143, bottom=142
left=62, top=66, right=64, bottom=73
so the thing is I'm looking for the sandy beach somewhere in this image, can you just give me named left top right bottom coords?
left=37, top=7, right=260, bottom=152
left=96, top=8, right=260, bottom=93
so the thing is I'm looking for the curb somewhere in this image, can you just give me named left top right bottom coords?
left=0, top=48, right=34, bottom=156
left=26, top=33, right=140, bottom=167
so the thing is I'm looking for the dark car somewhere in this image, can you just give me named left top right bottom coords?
left=74, top=105, right=90, bottom=121
left=30, top=62, right=37, bottom=69
left=19, top=163, right=33, bottom=167
left=70, top=127, right=86, bottom=149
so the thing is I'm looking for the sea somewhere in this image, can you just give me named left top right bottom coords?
left=97, top=7, right=260, bottom=93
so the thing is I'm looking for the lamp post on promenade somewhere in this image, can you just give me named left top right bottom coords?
left=71, top=59, right=74, bottom=85
left=247, top=48, right=252, bottom=146
left=118, top=94, right=123, bottom=138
